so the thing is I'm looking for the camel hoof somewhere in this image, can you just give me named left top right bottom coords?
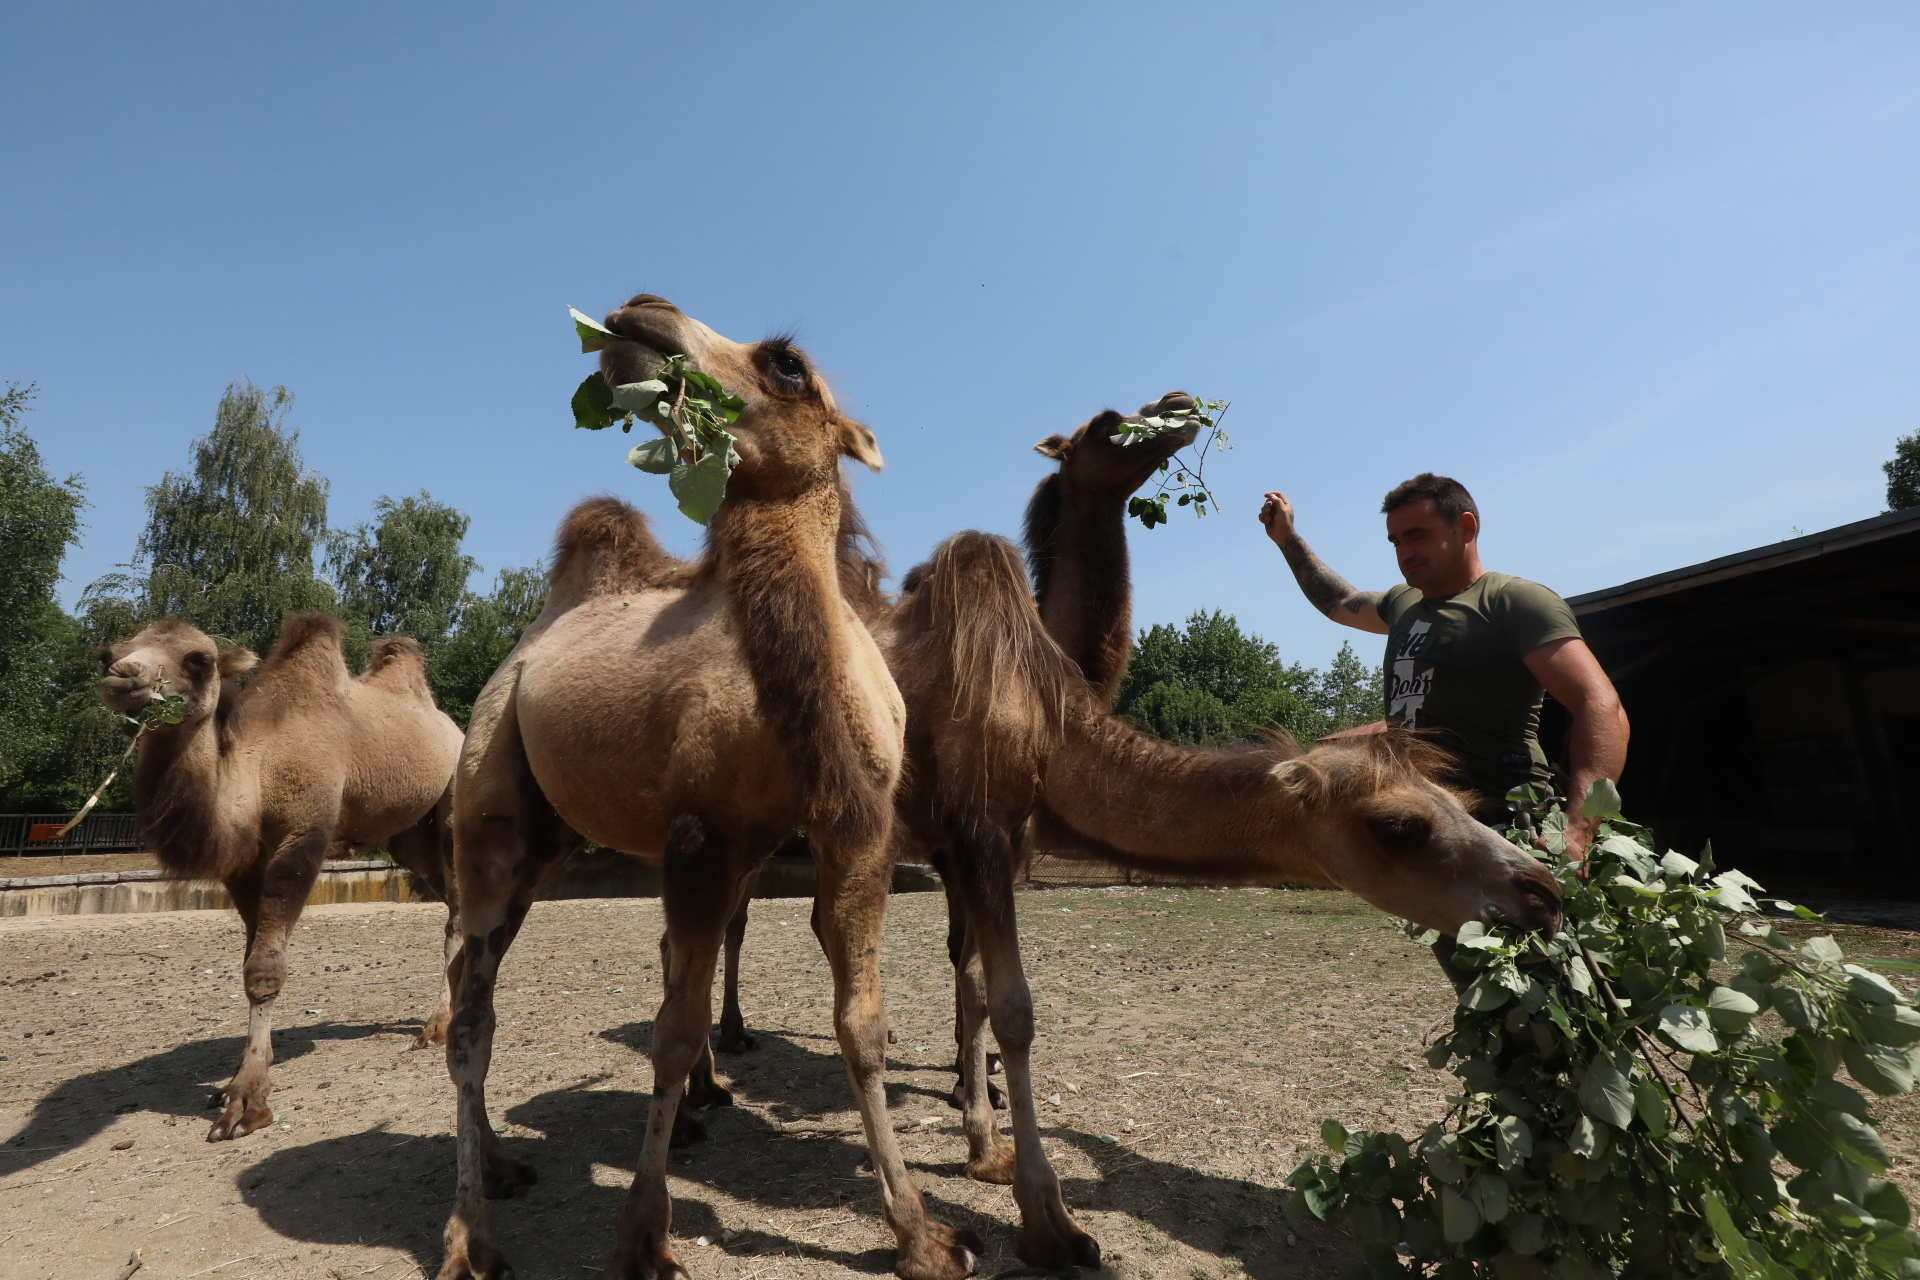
left=436, top=1240, right=516, bottom=1280
left=986, top=1053, right=1001, bottom=1076
left=1016, top=1216, right=1100, bottom=1271
left=206, top=1089, right=225, bottom=1110
left=716, top=1029, right=757, bottom=1054
left=206, top=1098, right=272, bottom=1142
left=602, top=1235, right=689, bottom=1280
left=894, top=1223, right=979, bottom=1280
left=414, top=1015, right=451, bottom=1050
left=481, top=1156, right=538, bottom=1200
left=685, top=1077, right=734, bottom=1111
left=964, top=1146, right=1016, bottom=1185
left=945, top=1080, right=1004, bottom=1113
left=669, top=1112, right=708, bottom=1149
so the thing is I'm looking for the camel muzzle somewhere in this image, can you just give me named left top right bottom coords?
left=98, top=671, right=160, bottom=713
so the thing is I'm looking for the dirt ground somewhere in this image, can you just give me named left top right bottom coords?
left=5, top=887, right=1920, bottom=1280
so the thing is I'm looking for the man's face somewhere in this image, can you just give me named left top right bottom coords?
left=1387, top=498, right=1474, bottom=590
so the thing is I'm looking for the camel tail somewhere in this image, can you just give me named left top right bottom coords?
left=898, top=531, right=1083, bottom=808
left=548, top=495, right=684, bottom=602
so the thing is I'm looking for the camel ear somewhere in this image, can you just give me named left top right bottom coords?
left=1033, top=434, right=1071, bottom=460
left=839, top=419, right=883, bottom=471
left=1269, top=759, right=1328, bottom=806
left=218, top=647, right=260, bottom=681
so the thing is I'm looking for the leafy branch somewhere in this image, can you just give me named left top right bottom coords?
left=567, top=308, right=745, bottom=526
left=1291, top=784, right=1920, bottom=1279
left=1112, top=397, right=1231, bottom=529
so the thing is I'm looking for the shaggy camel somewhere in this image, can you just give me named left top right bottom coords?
left=697, top=390, right=1198, bottom=1079
left=96, top=615, right=462, bottom=1141
left=435, top=296, right=975, bottom=1280
left=879, top=532, right=1564, bottom=1268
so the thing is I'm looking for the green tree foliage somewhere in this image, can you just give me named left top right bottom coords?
left=1886, top=430, right=1920, bottom=512
left=428, top=566, right=547, bottom=728
left=326, top=491, right=477, bottom=670
left=83, top=380, right=332, bottom=655
left=0, top=382, right=96, bottom=809
left=1116, top=610, right=1380, bottom=745
left=1292, top=788, right=1920, bottom=1278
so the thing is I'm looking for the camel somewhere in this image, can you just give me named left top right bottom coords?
left=434, top=295, right=975, bottom=1280
left=95, top=615, right=462, bottom=1141
left=695, top=391, right=1198, bottom=1091
left=877, top=531, right=1564, bottom=1267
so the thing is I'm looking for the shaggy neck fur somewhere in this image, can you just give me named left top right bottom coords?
left=133, top=693, right=246, bottom=881
left=1023, top=475, right=1133, bottom=703
left=711, top=483, right=890, bottom=848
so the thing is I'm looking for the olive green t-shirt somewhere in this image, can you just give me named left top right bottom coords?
left=1378, top=572, right=1584, bottom=804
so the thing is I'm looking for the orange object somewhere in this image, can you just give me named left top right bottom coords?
left=28, top=823, right=67, bottom=842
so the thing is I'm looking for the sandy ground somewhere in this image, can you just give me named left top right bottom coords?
left=5, top=887, right=1920, bottom=1280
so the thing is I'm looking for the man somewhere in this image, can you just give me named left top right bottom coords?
left=1258, top=473, right=1628, bottom=863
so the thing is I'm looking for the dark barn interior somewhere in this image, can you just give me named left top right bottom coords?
left=1560, top=506, right=1920, bottom=896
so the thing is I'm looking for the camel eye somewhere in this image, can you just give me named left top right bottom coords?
left=1367, top=811, right=1432, bottom=851
left=182, top=650, right=215, bottom=674
left=766, top=345, right=807, bottom=386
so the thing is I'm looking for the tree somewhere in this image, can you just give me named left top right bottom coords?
left=326, top=491, right=477, bottom=670
left=0, top=383, right=124, bottom=812
left=1115, top=610, right=1383, bottom=746
left=83, top=380, right=332, bottom=655
left=429, top=565, right=547, bottom=728
left=1887, top=430, right=1920, bottom=512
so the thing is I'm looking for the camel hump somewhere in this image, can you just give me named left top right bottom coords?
left=550, top=495, right=684, bottom=601
left=360, top=634, right=432, bottom=696
left=253, top=612, right=349, bottom=685
left=899, top=531, right=1083, bottom=789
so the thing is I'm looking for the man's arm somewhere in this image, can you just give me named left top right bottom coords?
left=1523, top=637, right=1630, bottom=864
left=1258, top=491, right=1390, bottom=634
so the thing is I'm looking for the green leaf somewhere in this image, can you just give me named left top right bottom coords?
left=1469, top=1169, right=1510, bottom=1223
left=1578, top=1054, right=1635, bottom=1129
left=1463, top=974, right=1512, bottom=1011
left=1708, top=985, right=1761, bottom=1035
left=1494, top=1115, right=1532, bottom=1170
left=1772, top=986, right=1819, bottom=1031
left=667, top=448, right=734, bottom=526
left=572, top=371, right=619, bottom=431
left=1580, top=778, right=1623, bottom=818
left=1845, top=1040, right=1918, bottom=1096
left=626, top=437, right=678, bottom=474
left=1632, top=1079, right=1670, bottom=1136
left=611, top=378, right=669, bottom=416
left=1867, top=1003, right=1920, bottom=1048
left=1803, top=935, right=1845, bottom=967
left=1811, top=1077, right=1870, bottom=1120
left=1321, top=1118, right=1349, bottom=1154
left=1422, top=1132, right=1467, bottom=1184
left=1846, top=965, right=1904, bottom=1005
left=1702, top=1188, right=1767, bottom=1278
left=1503, top=1213, right=1546, bottom=1257
left=1770, top=1117, right=1828, bottom=1170
left=1658, top=849, right=1700, bottom=879
left=1865, top=1180, right=1911, bottom=1229
left=1657, top=1004, right=1721, bottom=1054
left=1827, top=1110, right=1890, bottom=1173
left=1568, top=1114, right=1609, bottom=1159
left=1860, top=957, right=1920, bottom=973
left=570, top=306, right=619, bottom=352
left=1440, top=1184, right=1481, bottom=1243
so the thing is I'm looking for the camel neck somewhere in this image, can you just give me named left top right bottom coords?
left=1041, top=715, right=1333, bottom=885
left=1031, top=485, right=1134, bottom=705
left=133, top=712, right=251, bottom=878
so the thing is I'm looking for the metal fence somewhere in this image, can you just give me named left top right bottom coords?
left=0, top=813, right=142, bottom=857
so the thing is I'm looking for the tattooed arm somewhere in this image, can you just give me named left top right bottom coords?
left=1258, top=491, right=1391, bottom=634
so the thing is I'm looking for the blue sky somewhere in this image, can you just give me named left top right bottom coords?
left=5, top=3, right=1917, bottom=671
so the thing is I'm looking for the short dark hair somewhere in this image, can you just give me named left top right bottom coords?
left=1382, top=473, right=1479, bottom=524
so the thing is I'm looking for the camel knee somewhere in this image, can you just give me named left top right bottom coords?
left=243, top=952, right=286, bottom=1003
left=987, top=992, right=1034, bottom=1051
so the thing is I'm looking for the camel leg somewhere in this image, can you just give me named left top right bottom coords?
left=680, top=875, right=760, bottom=1134
left=439, top=769, right=580, bottom=1280
left=952, top=828, right=1099, bottom=1269
left=605, top=814, right=741, bottom=1280
left=809, top=834, right=978, bottom=1280
left=209, top=829, right=329, bottom=1142
left=388, top=799, right=460, bottom=1049
left=952, top=925, right=1014, bottom=1183
left=716, top=893, right=756, bottom=1051
left=937, top=866, right=1002, bottom=1117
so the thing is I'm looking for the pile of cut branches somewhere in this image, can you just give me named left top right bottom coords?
left=1290, top=785, right=1920, bottom=1279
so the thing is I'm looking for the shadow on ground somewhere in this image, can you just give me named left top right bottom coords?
left=0, top=1020, right=407, bottom=1179
left=231, top=1027, right=1353, bottom=1279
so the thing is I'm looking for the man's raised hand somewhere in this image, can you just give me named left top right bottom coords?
left=1259, top=490, right=1297, bottom=547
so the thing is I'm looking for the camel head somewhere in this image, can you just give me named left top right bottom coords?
left=596, top=294, right=881, bottom=499
left=1271, top=729, right=1563, bottom=938
left=96, top=619, right=258, bottom=727
left=1033, top=391, right=1200, bottom=497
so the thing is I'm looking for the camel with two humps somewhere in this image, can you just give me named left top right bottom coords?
left=96, top=615, right=462, bottom=1141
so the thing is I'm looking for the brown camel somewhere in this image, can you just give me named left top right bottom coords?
left=96, top=615, right=462, bottom=1141
left=435, top=295, right=975, bottom=1280
left=698, top=390, right=1197, bottom=1074
left=878, top=531, right=1564, bottom=1268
